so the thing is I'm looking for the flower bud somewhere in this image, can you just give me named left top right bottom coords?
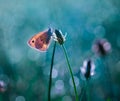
left=80, top=59, right=95, bottom=80
left=53, top=29, right=66, bottom=45
left=0, top=80, right=7, bottom=92
left=92, top=39, right=111, bottom=56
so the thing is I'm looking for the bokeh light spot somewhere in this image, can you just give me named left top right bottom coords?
left=62, top=95, right=72, bottom=101
left=27, top=50, right=40, bottom=61
left=69, top=76, right=79, bottom=87
left=55, top=80, right=64, bottom=90
left=0, top=74, right=9, bottom=92
left=15, top=96, right=25, bottom=101
left=9, top=47, right=23, bottom=64
left=52, top=68, right=58, bottom=79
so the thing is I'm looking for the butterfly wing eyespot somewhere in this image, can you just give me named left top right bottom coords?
left=32, top=40, right=35, bottom=43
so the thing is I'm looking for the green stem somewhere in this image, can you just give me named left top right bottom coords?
left=86, top=80, right=90, bottom=101
left=79, top=85, right=86, bottom=101
left=48, top=42, right=56, bottom=101
left=102, top=57, right=114, bottom=101
left=62, top=44, right=78, bottom=101
left=80, top=80, right=90, bottom=101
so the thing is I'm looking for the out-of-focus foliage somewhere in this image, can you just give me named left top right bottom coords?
left=0, top=0, right=120, bottom=101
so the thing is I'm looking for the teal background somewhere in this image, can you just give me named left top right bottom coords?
left=0, top=0, right=120, bottom=101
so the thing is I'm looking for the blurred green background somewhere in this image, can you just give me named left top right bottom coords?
left=0, top=0, right=120, bottom=101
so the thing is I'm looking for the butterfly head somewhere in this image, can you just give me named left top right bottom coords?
left=28, top=36, right=36, bottom=48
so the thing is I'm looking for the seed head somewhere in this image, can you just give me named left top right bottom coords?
left=80, top=59, right=95, bottom=80
left=53, top=29, right=66, bottom=45
left=92, top=39, right=111, bottom=56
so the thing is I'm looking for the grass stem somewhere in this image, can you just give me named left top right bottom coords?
left=79, top=84, right=86, bottom=101
left=80, top=80, right=90, bottom=101
left=48, top=42, right=56, bottom=101
left=62, top=44, right=78, bottom=101
left=86, top=80, right=90, bottom=101
left=103, top=57, right=114, bottom=101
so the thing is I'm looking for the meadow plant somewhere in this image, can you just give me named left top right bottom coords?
left=0, top=80, right=7, bottom=92
left=53, top=29, right=78, bottom=101
left=92, top=39, right=114, bottom=100
left=92, top=39, right=111, bottom=56
left=28, top=28, right=78, bottom=101
left=28, top=28, right=113, bottom=101
left=48, top=41, right=56, bottom=101
left=80, top=59, right=95, bottom=101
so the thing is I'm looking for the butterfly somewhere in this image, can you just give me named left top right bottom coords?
left=27, top=28, right=53, bottom=52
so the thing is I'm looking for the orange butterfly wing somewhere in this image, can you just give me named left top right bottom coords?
left=28, top=29, right=52, bottom=51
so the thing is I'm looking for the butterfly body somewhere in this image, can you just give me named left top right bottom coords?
left=28, top=28, right=53, bottom=51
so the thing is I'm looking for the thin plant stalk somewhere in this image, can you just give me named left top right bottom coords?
left=48, top=42, right=56, bottom=101
left=80, top=83, right=86, bottom=101
left=86, top=80, right=90, bottom=101
left=80, top=80, right=90, bottom=101
left=61, top=44, right=78, bottom=101
left=102, top=57, right=114, bottom=101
